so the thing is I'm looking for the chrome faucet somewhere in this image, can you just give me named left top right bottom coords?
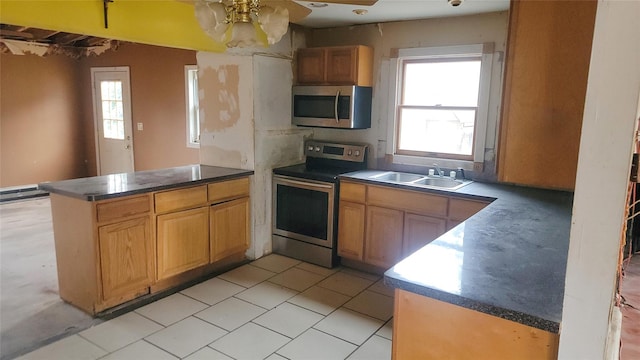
left=433, top=164, right=445, bottom=177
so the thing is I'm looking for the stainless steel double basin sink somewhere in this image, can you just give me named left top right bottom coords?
left=369, top=171, right=471, bottom=190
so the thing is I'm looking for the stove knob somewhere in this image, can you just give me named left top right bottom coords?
left=348, top=150, right=353, bottom=156
left=307, top=145, right=314, bottom=151
left=355, top=150, right=361, bottom=156
left=315, top=146, right=321, bottom=152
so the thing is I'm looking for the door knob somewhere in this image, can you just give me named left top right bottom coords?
left=125, top=145, right=131, bottom=150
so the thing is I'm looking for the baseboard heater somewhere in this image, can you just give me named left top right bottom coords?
left=0, top=186, right=49, bottom=203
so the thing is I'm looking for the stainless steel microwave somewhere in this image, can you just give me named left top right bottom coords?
left=292, top=85, right=372, bottom=129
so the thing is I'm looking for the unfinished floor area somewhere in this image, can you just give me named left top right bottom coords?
left=0, top=197, right=101, bottom=360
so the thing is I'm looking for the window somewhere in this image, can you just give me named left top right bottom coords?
left=100, top=80, right=125, bottom=140
left=185, top=65, right=200, bottom=148
left=389, top=44, right=494, bottom=168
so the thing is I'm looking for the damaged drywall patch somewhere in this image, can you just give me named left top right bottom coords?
left=1, top=39, right=49, bottom=56
left=0, top=39, right=119, bottom=58
left=200, top=65, right=241, bottom=131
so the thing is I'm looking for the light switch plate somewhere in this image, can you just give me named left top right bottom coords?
left=137, top=122, right=143, bottom=131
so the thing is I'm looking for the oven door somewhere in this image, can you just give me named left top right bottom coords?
left=273, top=175, right=335, bottom=248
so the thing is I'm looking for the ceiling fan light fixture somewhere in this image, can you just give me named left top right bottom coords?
left=194, top=1, right=229, bottom=43
left=258, top=6, right=289, bottom=45
left=194, top=0, right=290, bottom=49
left=352, top=8, right=367, bottom=15
left=227, top=21, right=260, bottom=47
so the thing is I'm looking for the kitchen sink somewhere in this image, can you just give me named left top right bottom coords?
left=412, top=177, right=465, bottom=189
left=369, top=171, right=471, bottom=190
left=371, top=172, right=424, bottom=183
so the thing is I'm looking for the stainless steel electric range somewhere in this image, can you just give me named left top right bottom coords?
left=272, top=140, right=369, bottom=268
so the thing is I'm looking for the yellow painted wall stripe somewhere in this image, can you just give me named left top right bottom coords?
left=0, top=0, right=225, bottom=52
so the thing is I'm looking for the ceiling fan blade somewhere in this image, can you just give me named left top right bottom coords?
left=262, top=0, right=312, bottom=23
left=297, top=0, right=378, bottom=6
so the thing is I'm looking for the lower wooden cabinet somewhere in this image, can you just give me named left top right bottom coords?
left=393, top=289, right=559, bottom=359
left=337, top=201, right=366, bottom=260
left=403, top=213, right=447, bottom=256
left=98, top=216, right=153, bottom=305
left=337, top=180, right=491, bottom=270
left=156, top=207, right=210, bottom=280
left=50, top=176, right=251, bottom=315
left=365, top=206, right=404, bottom=268
left=210, top=197, right=250, bottom=262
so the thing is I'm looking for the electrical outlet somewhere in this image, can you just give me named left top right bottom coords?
left=473, top=162, right=484, bottom=172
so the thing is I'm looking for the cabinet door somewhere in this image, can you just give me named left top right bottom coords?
left=365, top=206, right=404, bottom=269
left=337, top=201, right=366, bottom=261
left=297, top=48, right=326, bottom=84
left=210, top=197, right=249, bottom=262
left=403, top=213, right=446, bottom=256
left=326, top=47, right=358, bottom=84
left=98, top=216, right=153, bottom=303
left=157, top=207, right=209, bottom=280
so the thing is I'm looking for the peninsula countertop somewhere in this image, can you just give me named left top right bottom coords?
left=38, top=165, right=254, bottom=201
left=339, top=170, right=573, bottom=333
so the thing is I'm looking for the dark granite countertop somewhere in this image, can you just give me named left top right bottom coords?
left=38, top=165, right=254, bottom=201
left=340, top=170, right=573, bottom=333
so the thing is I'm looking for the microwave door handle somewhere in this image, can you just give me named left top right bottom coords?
left=334, top=90, right=340, bottom=124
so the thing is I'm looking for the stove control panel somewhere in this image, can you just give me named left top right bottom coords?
left=304, top=140, right=368, bottom=163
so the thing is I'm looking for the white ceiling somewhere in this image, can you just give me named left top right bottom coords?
left=292, top=0, right=510, bottom=28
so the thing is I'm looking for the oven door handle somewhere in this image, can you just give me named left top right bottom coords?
left=334, top=90, right=340, bottom=124
left=276, top=177, right=334, bottom=190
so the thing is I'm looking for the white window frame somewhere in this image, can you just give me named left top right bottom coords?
left=387, top=43, right=494, bottom=170
left=185, top=65, right=200, bottom=149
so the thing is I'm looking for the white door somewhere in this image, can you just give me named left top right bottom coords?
left=91, top=67, right=134, bottom=175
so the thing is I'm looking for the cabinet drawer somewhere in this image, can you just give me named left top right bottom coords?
left=97, top=195, right=150, bottom=223
left=155, top=185, right=207, bottom=213
left=340, top=182, right=366, bottom=203
left=368, top=186, right=448, bottom=217
left=208, top=177, right=250, bottom=203
left=449, top=198, right=489, bottom=221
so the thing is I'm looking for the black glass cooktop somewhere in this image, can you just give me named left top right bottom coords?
left=273, top=163, right=362, bottom=183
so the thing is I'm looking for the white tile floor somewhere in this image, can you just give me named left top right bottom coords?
left=17, top=254, right=394, bottom=360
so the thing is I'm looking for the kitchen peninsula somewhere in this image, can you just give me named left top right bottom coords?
left=39, top=165, right=253, bottom=315
left=340, top=171, right=573, bottom=359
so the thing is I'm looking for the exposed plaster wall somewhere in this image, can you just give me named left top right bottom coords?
left=307, top=12, right=509, bottom=179
left=197, top=31, right=312, bottom=259
left=198, top=54, right=256, bottom=170
left=558, top=0, right=640, bottom=357
left=253, top=55, right=314, bottom=258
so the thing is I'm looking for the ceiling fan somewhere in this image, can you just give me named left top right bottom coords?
left=189, top=0, right=378, bottom=48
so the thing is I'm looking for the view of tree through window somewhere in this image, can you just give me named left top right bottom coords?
left=397, top=58, right=481, bottom=159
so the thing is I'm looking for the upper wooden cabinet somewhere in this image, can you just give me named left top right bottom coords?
left=497, top=0, right=597, bottom=190
left=296, top=45, right=374, bottom=86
